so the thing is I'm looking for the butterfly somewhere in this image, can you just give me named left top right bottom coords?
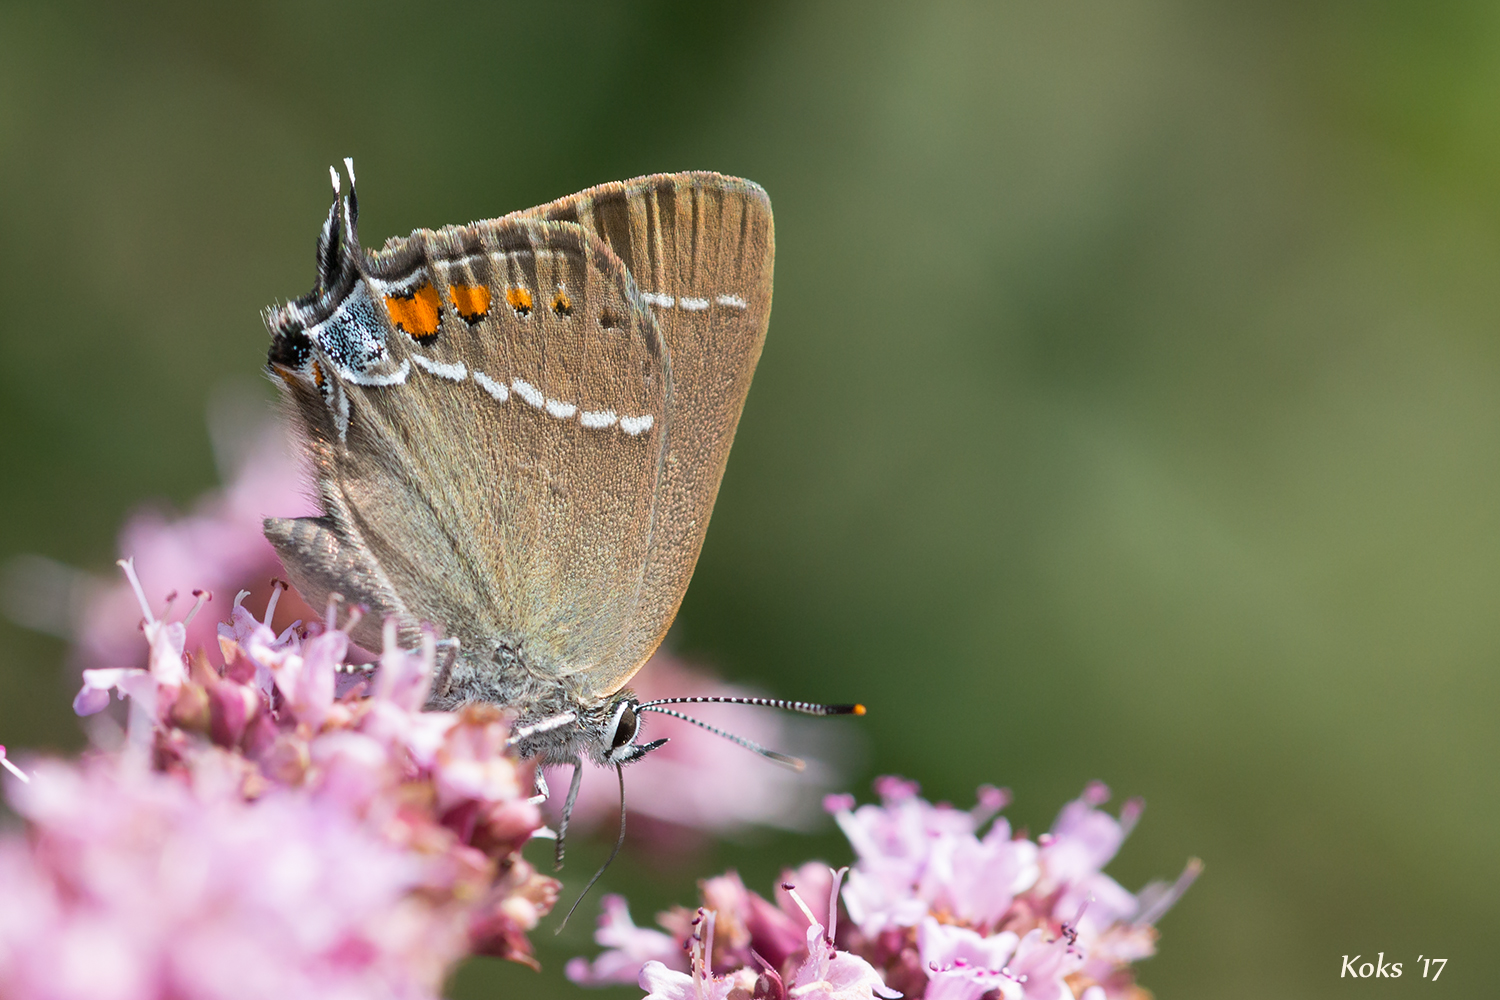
left=261, top=162, right=859, bottom=866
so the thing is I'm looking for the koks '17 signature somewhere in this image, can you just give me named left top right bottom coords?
left=1341, top=954, right=1447, bottom=980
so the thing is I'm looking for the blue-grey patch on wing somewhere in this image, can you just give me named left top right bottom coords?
left=310, top=283, right=389, bottom=376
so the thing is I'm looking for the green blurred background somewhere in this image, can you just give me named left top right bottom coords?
left=2, top=1, right=1496, bottom=997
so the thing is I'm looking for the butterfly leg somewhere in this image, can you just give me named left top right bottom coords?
left=555, top=760, right=583, bottom=871
left=262, top=515, right=402, bottom=653
left=525, top=769, right=561, bottom=843
left=432, top=637, right=461, bottom=699
left=529, top=768, right=550, bottom=805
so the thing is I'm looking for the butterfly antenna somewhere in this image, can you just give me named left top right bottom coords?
left=637, top=704, right=816, bottom=771
left=556, top=763, right=627, bottom=934
left=636, top=695, right=866, bottom=718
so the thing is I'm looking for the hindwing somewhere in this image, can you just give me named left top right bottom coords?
left=264, top=172, right=772, bottom=701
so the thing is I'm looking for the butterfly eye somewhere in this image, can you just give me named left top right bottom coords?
left=609, top=703, right=639, bottom=750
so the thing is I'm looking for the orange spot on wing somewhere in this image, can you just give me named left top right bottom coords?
left=552, top=292, right=573, bottom=317
left=310, top=360, right=326, bottom=389
left=384, top=283, right=442, bottom=341
left=449, top=283, right=491, bottom=323
left=506, top=287, right=533, bottom=315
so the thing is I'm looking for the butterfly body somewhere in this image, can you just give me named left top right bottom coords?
left=262, top=169, right=774, bottom=768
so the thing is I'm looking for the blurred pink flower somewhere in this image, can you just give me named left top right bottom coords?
left=570, top=779, right=1199, bottom=1000
left=566, top=896, right=685, bottom=985
left=0, top=561, right=559, bottom=998
left=0, top=745, right=28, bottom=783
left=0, top=756, right=448, bottom=1000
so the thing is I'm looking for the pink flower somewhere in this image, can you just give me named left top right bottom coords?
left=636, top=911, right=747, bottom=1000
left=917, top=918, right=1021, bottom=1000
left=2, top=562, right=561, bottom=998
left=915, top=812, right=1038, bottom=929
left=567, top=896, right=686, bottom=985
left=573, top=868, right=899, bottom=1000
left=0, top=745, right=28, bottom=784
left=639, top=960, right=741, bottom=1000
left=72, top=559, right=196, bottom=747
left=570, top=779, right=1198, bottom=1000
left=832, top=778, right=1037, bottom=936
left=785, top=872, right=900, bottom=1000
left=0, top=756, right=450, bottom=1000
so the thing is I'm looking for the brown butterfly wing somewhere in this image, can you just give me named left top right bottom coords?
left=269, top=216, right=672, bottom=684
left=520, top=173, right=775, bottom=696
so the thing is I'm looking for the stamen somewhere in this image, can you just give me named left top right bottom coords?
left=1119, top=796, right=1144, bottom=839
left=1060, top=895, right=1091, bottom=947
left=781, top=881, right=819, bottom=929
left=116, top=558, right=156, bottom=625
left=971, top=784, right=1010, bottom=827
left=688, top=913, right=704, bottom=983
left=749, top=947, right=784, bottom=998
left=263, top=578, right=287, bottom=626
left=0, top=745, right=30, bottom=784
left=700, top=907, right=716, bottom=979
left=1135, top=857, right=1203, bottom=926
left=826, top=866, right=848, bottom=943
left=182, top=589, right=213, bottom=627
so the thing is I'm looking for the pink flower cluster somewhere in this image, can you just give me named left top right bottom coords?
left=569, top=779, right=1199, bottom=1000
left=574, top=871, right=898, bottom=1000
left=0, top=560, right=557, bottom=999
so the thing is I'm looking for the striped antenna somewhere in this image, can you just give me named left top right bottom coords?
left=635, top=695, right=866, bottom=717
left=634, top=697, right=866, bottom=771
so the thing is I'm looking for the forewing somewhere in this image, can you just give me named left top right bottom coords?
left=521, top=173, right=775, bottom=695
